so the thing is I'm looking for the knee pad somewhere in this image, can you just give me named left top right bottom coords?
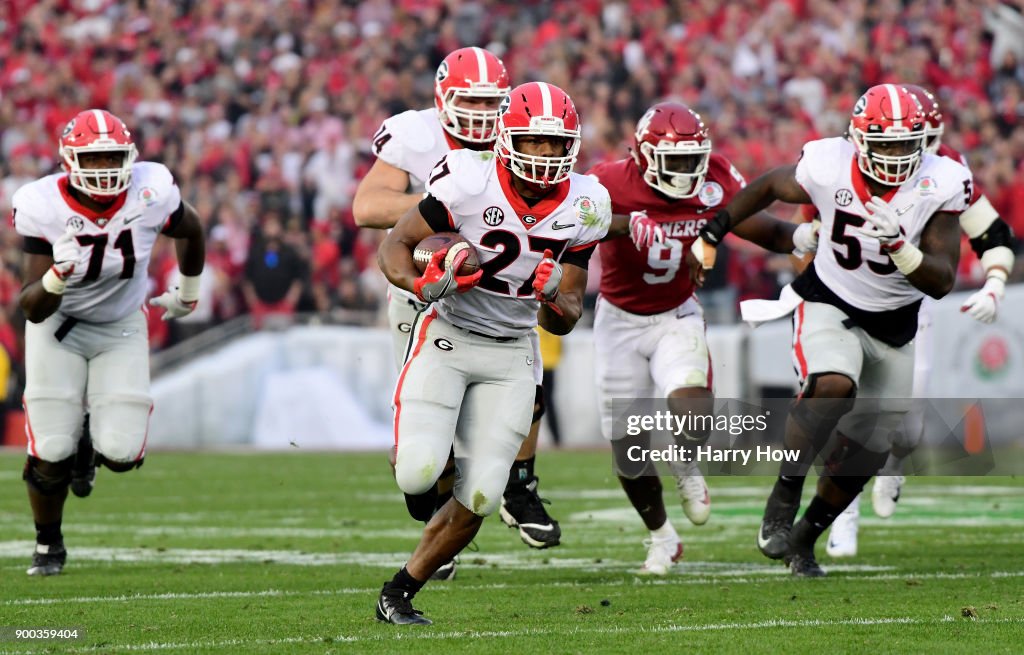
left=97, top=454, right=144, bottom=473
left=612, top=434, right=656, bottom=479
left=829, top=473, right=874, bottom=497
left=394, top=441, right=443, bottom=496
left=455, top=467, right=506, bottom=517
left=791, top=374, right=857, bottom=442
left=23, top=456, right=73, bottom=495
left=666, top=392, right=714, bottom=446
left=533, top=385, right=545, bottom=423
left=824, top=433, right=889, bottom=491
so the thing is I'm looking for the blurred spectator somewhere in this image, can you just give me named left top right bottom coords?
left=242, top=215, right=307, bottom=328
left=0, top=0, right=1021, bottom=359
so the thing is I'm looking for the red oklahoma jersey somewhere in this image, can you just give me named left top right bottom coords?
left=589, top=154, right=746, bottom=314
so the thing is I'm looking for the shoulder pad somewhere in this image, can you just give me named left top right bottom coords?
left=449, top=149, right=494, bottom=196
left=131, top=161, right=175, bottom=189
left=801, top=137, right=848, bottom=189
left=385, top=109, right=439, bottom=154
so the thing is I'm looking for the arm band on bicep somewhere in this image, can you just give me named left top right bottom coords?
left=417, top=194, right=452, bottom=233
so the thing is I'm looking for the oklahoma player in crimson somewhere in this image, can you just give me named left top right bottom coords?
left=588, top=102, right=818, bottom=575
left=14, top=109, right=205, bottom=576
left=374, top=82, right=609, bottom=625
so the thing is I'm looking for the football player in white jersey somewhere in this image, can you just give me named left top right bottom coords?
left=14, top=109, right=205, bottom=576
left=353, top=48, right=563, bottom=562
left=824, top=84, right=1017, bottom=557
left=374, top=82, right=610, bottom=624
left=690, top=84, right=970, bottom=576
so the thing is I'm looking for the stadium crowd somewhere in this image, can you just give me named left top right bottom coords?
left=2, top=0, right=1024, bottom=371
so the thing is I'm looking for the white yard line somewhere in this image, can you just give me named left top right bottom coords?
left=8, top=569, right=1024, bottom=607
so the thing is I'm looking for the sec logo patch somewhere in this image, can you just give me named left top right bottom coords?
left=483, top=206, right=504, bottom=226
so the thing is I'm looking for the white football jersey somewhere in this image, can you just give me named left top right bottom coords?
left=426, top=150, right=611, bottom=337
left=373, top=108, right=452, bottom=192
left=14, top=162, right=182, bottom=323
left=796, top=137, right=972, bottom=311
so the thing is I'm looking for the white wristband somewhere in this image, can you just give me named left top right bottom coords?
left=889, top=242, right=923, bottom=276
left=983, top=275, right=1006, bottom=298
left=41, top=268, right=67, bottom=295
left=178, top=274, right=202, bottom=303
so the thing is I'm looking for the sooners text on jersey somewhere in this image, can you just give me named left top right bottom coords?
left=590, top=154, right=746, bottom=314
left=13, top=162, right=181, bottom=323
left=426, top=149, right=611, bottom=336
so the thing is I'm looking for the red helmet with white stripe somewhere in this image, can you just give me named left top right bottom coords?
left=434, top=47, right=510, bottom=144
left=848, top=84, right=926, bottom=186
left=633, top=102, right=711, bottom=199
left=496, top=82, right=581, bottom=187
left=902, top=84, right=943, bottom=154
left=59, top=109, right=138, bottom=197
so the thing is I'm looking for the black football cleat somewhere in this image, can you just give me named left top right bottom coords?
left=26, top=542, right=67, bottom=576
left=70, top=418, right=96, bottom=499
left=500, top=476, right=561, bottom=549
left=757, top=485, right=801, bottom=560
left=785, top=550, right=827, bottom=578
left=375, top=585, right=432, bottom=625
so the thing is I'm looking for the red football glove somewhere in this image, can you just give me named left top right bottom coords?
left=533, top=249, right=564, bottom=316
left=413, top=247, right=482, bottom=303
left=628, top=211, right=665, bottom=250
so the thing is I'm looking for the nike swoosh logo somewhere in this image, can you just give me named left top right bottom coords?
left=757, top=525, right=773, bottom=550
left=121, top=329, right=138, bottom=337
left=123, top=214, right=142, bottom=225
left=551, top=221, right=575, bottom=230
left=895, top=205, right=914, bottom=216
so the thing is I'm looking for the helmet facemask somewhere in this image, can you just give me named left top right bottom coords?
left=61, top=141, right=138, bottom=197
left=440, top=85, right=507, bottom=144
left=639, top=140, right=711, bottom=199
left=499, top=121, right=580, bottom=188
left=850, top=125, right=925, bottom=186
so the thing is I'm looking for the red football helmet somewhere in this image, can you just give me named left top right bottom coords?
left=496, top=82, right=581, bottom=187
left=434, top=47, right=510, bottom=144
left=903, top=84, right=943, bottom=154
left=59, top=109, right=138, bottom=197
left=848, top=84, right=926, bottom=186
left=633, top=102, right=712, bottom=199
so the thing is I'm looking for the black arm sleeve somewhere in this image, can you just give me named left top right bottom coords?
left=161, top=201, right=186, bottom=235
left=968, top=218, right=1015, bottom=257
left=418, top=194, right=452, bottom=233
left=561, top=243, right=597, bottom=270
left=23, top=237, right=52, bottom=256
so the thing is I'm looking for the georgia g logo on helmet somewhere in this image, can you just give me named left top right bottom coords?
left=499, top=94, right=511, bottom=116
left=853, top=95, right=868, bottom=116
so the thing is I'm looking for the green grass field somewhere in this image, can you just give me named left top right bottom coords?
left=0, top=450, right=1022, bottom=654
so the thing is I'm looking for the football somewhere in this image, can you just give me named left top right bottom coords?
left=413, top=232, right=480, bottom=275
